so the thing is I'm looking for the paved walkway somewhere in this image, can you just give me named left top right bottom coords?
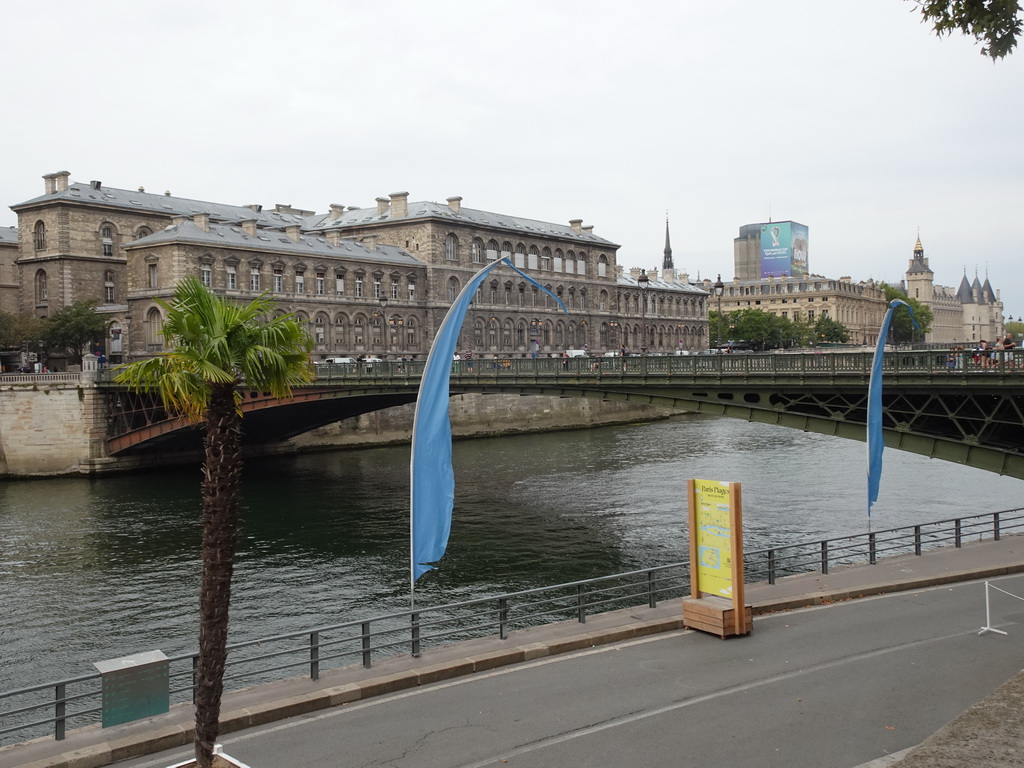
left=4, top=535, right=1024, bottom=768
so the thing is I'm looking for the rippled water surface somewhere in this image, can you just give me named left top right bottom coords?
left=1, top=416, right=1022, bottom=691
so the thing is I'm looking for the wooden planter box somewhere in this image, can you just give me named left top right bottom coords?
left=682, top=596, right=752, bottom=639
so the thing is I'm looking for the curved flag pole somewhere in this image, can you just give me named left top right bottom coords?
left=409, top=257, right=567, bottom=608
left=867, top=299, right=917, bottom=516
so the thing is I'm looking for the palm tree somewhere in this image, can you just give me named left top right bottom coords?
left=115, top=277, right=313, bottom=768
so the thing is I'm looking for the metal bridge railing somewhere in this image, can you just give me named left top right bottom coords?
left=3, top=507, right=1022, bottom=746
left=92, top=349, right=1024, bottom=392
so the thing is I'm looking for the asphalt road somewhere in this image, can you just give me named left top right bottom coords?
left=111, top=572, right=1024, bottom=768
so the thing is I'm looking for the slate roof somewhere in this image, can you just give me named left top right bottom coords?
left=956, top=275, right=975, bottom=304
left=12, top=181, right=308, bottom=230
left=0, top=226, right=18, bottom=245
left=906, top=256, right=933, bottom=274
left=621, top=272, right=708, bottom=295
left=307, top=201, right=619, bottom=248
left=127, top=221, right=424, bottom=267
left=972, top=276, right=987, bottom=304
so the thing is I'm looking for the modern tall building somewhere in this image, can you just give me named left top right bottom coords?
left=6, top=171, right=710, bottom=364
left=726, top=221, right=887, bottom=345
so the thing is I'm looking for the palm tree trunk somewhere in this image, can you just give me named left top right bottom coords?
left=194, top=383, right=242, bottom=768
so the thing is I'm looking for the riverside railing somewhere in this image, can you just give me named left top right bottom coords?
left=301, top=349, right=1024, bottom=383
left=2, top=506, right=1022, bottom=746
left=92, top=349, right=1024, bottom=388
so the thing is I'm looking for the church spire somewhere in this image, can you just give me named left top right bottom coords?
left=663, top=213, right=674, bottom=270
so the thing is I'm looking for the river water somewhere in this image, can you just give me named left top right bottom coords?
left=1, top=415, right=1022, bottom=694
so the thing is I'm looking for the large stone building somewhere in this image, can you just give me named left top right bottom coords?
left=727, top=221, right=888, bottom=345
left=0, top=225, right=19, bottom=314
left=7, top=171, right=710, bottom=364
left=903, top=236, right=1005, bottom=344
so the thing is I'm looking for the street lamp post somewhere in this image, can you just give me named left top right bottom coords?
left=609, top=319, right=620, bottom=353
left=124, top=315, right=132, bottom=363
left=713, top=274, right=724, bottom=350
left=378, top=296, right=388, bottom=357
left=638, top=269, right=649, bottom=355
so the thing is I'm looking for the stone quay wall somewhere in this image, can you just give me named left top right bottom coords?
left=0, top=373, right=677, bottom=476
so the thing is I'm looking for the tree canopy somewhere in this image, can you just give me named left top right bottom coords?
left=42, top=300, right=109, bottom=364
left=114, top=278, right=313, bottom=768
left=878, top=282, right=934, bottom=344
left=710, top=308, right=852, bottom=350
left=913, top=0, right=1022, bottom=59
left=0, top=311, right=48, bottom=351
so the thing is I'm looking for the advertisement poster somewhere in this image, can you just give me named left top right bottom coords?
left=693, top=479, right=734, bottom=598
left=759, top=221, right=809, bottom=278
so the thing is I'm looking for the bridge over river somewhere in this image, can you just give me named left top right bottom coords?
left=99, top=350, right=1024, bottom=478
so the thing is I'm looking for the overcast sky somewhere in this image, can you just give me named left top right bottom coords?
left=3, top=1, right=1022, bottom=315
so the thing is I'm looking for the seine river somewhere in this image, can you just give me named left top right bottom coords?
left=1, top=415, right=1022, bottom=695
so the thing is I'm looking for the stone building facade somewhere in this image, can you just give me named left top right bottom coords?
left=8, top=172, right=710, bottom=363
left=710, top=272, right=888, bottom=346
left=0, top=226, right=19, bottom=314
left=903, top=236, right=1005, bottom=344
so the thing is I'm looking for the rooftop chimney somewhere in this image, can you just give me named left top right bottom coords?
left=326, top=230, right=341, bottom=246
left=285, top=225, right=301, bottom=242
left=447, top=196, right=463, bottom=214
left=569, top=218, right=583, bottom=233
left=90, top=180, right=102, bottom=190
left=240, top=218, right=258, bottom=237
left=329, top=203, right=346, bottom=221
left=376, top=197, right=390, bottom=216
left=362, top=234, right=378, bottom=251
left=193, top=213, right=210, bottom=232
left=582, top=224, right=594, bottom=234
left=390, top=191, right=409, bottom=218
left=43, top=171, right=71, bottom=194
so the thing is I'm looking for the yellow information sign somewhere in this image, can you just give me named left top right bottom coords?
left=685, top=479, right=749, bottom=637
left=692, top=479, right=735, bottom=598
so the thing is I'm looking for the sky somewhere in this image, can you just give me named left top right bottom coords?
left=2, top=1, right=1022, bottom=315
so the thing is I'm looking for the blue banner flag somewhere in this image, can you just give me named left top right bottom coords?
left=867, top=299, right=916, bottom=515
left=410, top=257, right=566, bottom=582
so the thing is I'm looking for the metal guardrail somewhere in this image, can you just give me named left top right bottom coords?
left=2, top=507, right=1022, bottom=746
left=92, top=349, right=1024, bottom=388
left=309, top=349, right=1024, bottom=382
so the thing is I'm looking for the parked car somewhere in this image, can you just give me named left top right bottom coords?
left=361, top=357, right=384, bottom=371
left=317, top=357, right=356, bottom=366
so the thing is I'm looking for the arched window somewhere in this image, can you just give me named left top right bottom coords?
left=445, top=233, right=459, bottom=261
left=136, top=227, right=152, bottom=240
left=314, top=314, right=328, bottom=346
left=528, top=245, right=540, bottom=270
left=447, top=276, right=460, bottom=302
left=104, top=270, right=115, bottom=303
left=101, top=225, right=115, bottom=256
left=541, top=247, right=552, bottom=271
left=598, top=254, right=608, bottom=278
left=35, top=270, right=48, bottom=302
left=334, top=313, right=348, bottom=348
left=145, top=307, right=164, bottom=348
left=34, top=221, right=46, bottom=250
left=471, top=238, right=484, bottom=264
left=514, top=243, right=527, bottom=268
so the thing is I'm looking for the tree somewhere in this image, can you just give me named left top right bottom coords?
left=114, top=278, right=313, bottom=768
left=912, top=0, right=1022, bottom=59
left=814, top=316, right=851, bottom=344
left=878, top=282, right=934, bottom=344
left=42, top=299, right=108, bottom=364
left=0, top=311, right=48, bottom=351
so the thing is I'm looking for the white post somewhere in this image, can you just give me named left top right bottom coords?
left=978, top=581, right=1009, bottom=636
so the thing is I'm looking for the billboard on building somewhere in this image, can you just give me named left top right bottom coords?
left=759, top=221, right=808, bottom=278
